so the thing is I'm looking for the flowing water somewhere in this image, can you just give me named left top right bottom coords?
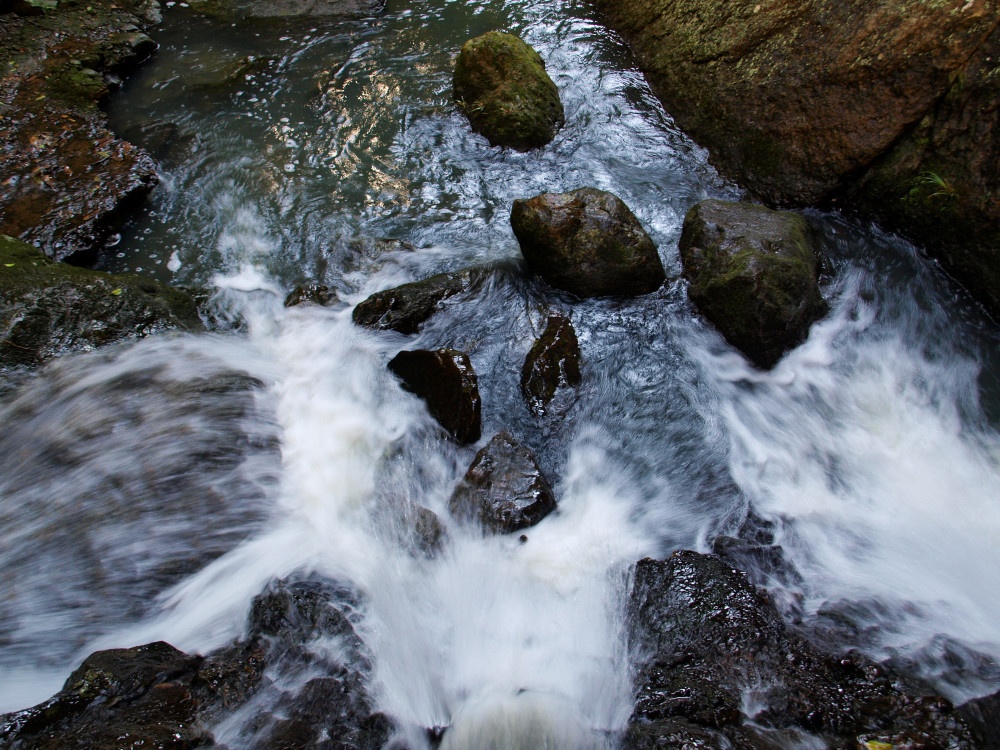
left=3, top=0, right=1000, bottom=744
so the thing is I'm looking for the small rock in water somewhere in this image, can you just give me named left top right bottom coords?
left=388, top=348, right=481, bottom=444
left=449, top=431, right=556, bottom=534
left=453, top=31, right=564, bottom=151
left=521, top=312, right=581, bottom=416
left=352, top=267, right=484, bottom=334
left=284, top=282, right=338, bottom=307
left=678, top=199, right=827, bottom=369
left=511, top=187, right=665, bottom=298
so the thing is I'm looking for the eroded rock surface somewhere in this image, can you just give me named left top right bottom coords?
left=352, top=267, right=484, bottom=334
left=678, top=200, right=827, bottom=368
left=0, top=0, right=160, bottom=263
left=388, top=347, right=481, bottom=444
left=449, top=431, right=556, bottom=534
left=453, top=31, right=564, bottom=151
left=511, top=187, right=665, bottom=298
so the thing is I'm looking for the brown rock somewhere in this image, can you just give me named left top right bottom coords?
left=510, top=187, right=665, bottom=298
left=521, top=313, right=581, bottom=416
left=388, top=348, right=481, bottom=444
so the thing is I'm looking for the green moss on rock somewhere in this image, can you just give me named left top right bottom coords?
left=679, top=200, right=826, bottom=368
left=0, top=235, right=204, bottom=369
left=453, top=31, right=564, bottom=151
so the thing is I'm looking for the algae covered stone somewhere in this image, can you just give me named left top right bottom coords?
left=0, top=234, right=204, bottom=369
left=511, top=187, right=665, bottom=298
left=521, top=312, right=581, bottom=416
left=453, top=31, right=564, bottom=151
left=679, top=200, right=826, bottom=369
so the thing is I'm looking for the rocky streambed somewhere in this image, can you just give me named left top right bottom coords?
left=2, top=0, right=1000, bottom=748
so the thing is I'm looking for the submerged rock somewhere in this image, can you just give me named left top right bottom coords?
left=521, top=312, right=581, bottom=416
left=453, top=31, right=564, bottom=151
left=284, top=282, right=338, bottom=307
left=0, top=641, right=212, bottom=748
left=511, top=187, right=665, bottom=298
left=625, top=551, right=976, bottom=748
left=352, top=267, right=484, bottom=334
left=449, top=431, right=557, bottom=534
left=678, top=199, right=827, bottom=368
left=0, top=235, right=204, bottom=369
left=0, top=0, right=160, bottom=263
left=593, top=0, right=1000, bottom=319
left=388, top=347, right=481, bottom=444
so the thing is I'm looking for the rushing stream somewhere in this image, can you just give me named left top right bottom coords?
left=3, top=0, right=1000, bottom=745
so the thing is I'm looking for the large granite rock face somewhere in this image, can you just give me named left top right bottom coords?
left=453, top=31, right=565, bottom=151
left=0, top=0, right=160, bottom=264
left=510, top=187, right=665, bottom=298
left=521, top=312, right=581, bottom=416
left=678, top=200, right=827, bottom=368
left=388, top=347, right=482, bottom=444
left=624, top=551, right=976, bottom=748
left=449, top=431, right=557, bottom=534
left=594, top=0, right=1000, bottom=318
left=0, top=235, right=204, bottom=369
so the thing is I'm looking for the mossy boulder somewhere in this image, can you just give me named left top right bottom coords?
left=678, top=200, right=827, bottom=369
left=453, top=31, right=564, bottom=151
left=352, top=267, right=484, bottom=334
left=594, top=0, right=1000, bottom=319
left=449, top=431, right=556, bottom=534
left=388, top=347, right=481, bottom=444
left=0, top=235, right=204, bottom=369
left=521, top=312, right=581, bottom=416
left=511, top=187, right=665, bottom=298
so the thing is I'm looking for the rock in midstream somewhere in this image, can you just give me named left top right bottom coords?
left=352, top=267, right=484, bottom=334
left=678, top=199, right=827, bottom=369
left=453, top=31, right=564, bottom=151
left=624, top=551, right=976, bottom=748
left=521, top=312, right=582, bottom=416
left=388, top=347, right=482, bottom=444
left=449, top=431, right=557, bottom=534
left=510, top=187, right=665, bottom=298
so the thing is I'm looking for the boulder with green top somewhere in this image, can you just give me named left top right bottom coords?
left=678, top=200, right=826, bottom=369
left=0, top=235, right=204, bottom=369
left=511, top=187, right=665, bottom=298
left=593, top=0, right=1000, bottom=319
left=453, top=31, right=564, bottom=151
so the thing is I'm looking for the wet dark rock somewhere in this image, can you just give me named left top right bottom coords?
left=284, top=282, right=339, bottom=308
left=406, top=503, right=446, bottom=556
left=453, top=31, right=564, bottom=151
left=510, top=187, right=665, bottom=298
left=593, top=0, right=1000, bottom=319
left=958, top=688, right=1000, bottom=748
left=0, top=0, right=161, bottom=263
left=679, top=200, right=827, bottom=369
left=0, top=235, right=204, bottom=369
left=353, top=268, right=484, bottom=334
left=0, top=641, right=213, bottom=749
left=622, top=717, right=729, bottom=750
left=521, top=312, right=581, bottom=416
left=388, top=348, right=481, bottom=444
left=625, top=551, right=976, bottom=747
left=449, top=431, right=556, bottom=534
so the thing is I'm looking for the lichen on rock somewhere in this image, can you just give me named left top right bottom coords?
left=453, top=31, right=564, bottom=151
left=678, top=200, right=827, bottom=369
